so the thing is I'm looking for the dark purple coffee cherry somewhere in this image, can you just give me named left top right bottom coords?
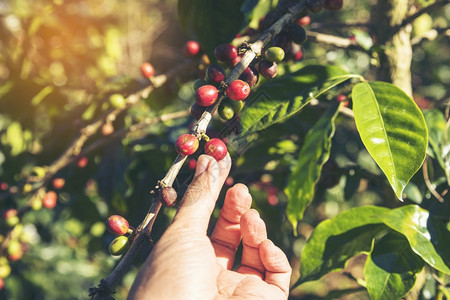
left=214, top=44, right=238, bottom=62
left=258, top=60, right=278, bottom=79
left=307, top=0, right=325, bottom=13
left=193, top=78, right=208, bottom=90
left=158, top=187, right=178, bottom=207
left=206, top=64, right=226, bottom=84
left=272, top=32, right=292, bottom=53
left=325, top=0, right=343, bottom=11
left=190, top=103, right=207, bottom=120
left=239, top=67, right=259, bottom=88
left=289, top=24, right=307, bottom=44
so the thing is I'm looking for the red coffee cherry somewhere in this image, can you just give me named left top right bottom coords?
left=106, top=215, right=130, bottom=236
left=190, top=103, right=207, bottom=120
left=42, top=191, right=57, bottom=209
left=175, top=134, right=199, bottom=156
left=158, top=187, right=178, bottom=207
left=294, top=50, right=303, bottom=61
left=297, top=16, right=311, bottom=26
left=307, top=0, right=325, bottom=13
left=52, top=178, right=65, bottom=189
left=0, top=278, right=4, bottom=290
left=140, top=62, right=155, bottom=78
left=226, top=80, right=250, bottom=101
left=204, top=138, right=228, bottom=161
left=239, top=67, right=259, bottom=88
left=325, top=0, right=343, bottom=11
left=0, top=182, right=8, bottom=191
left=195, top=85, right=219, bottom=107
left=336, top=94, right=347, bottom=102
left=258, top=60, right=278, bottom=79
left=206, top=64, right=226, bottom=84
left=77, top=156, right=88, bottom=168
left=183, top=40, right=201, bottom=57
left=188, top=158, right=197, bottom=170
left=214, top=44, right=238, bottom=62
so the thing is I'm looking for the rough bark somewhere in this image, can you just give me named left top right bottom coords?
left=371, top=0, right=413, bottom=97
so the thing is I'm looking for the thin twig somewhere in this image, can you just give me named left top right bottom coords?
left=411, top=26, right=450, bottom=47
left=310, top=21, right=373, bottom=30
left=422, top=156, right=445, bottom=203
left=306, top=31, right=368, bottom=52
left=398, top=1, right=450, bottom=32
left=80, top=110, right=191, bottom=156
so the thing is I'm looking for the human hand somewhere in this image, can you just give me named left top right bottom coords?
left=128, top=154, right=291, bottom=300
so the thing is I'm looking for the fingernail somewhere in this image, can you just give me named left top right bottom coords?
left=194, top=155, right=213, bottom=177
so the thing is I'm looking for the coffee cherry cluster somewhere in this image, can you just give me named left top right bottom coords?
left=106, top=215, right=133, bottom=256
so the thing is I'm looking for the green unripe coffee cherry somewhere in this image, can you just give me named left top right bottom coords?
left=218, top=102, right=235, bottom=120
left=226, top=98, right=244, bottom=114
left=109, top=94, right=126, bottom=109
left=0, top=263, right=11, bottom=279
left=7, top=240, right=21, bottom=256
left=3, top=209, right=19, bottom=227
left=109, top=236, right=129, bottom=256
left=265, top=47, right=285, bottom=63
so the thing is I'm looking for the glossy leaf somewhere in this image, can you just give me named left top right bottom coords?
left=285, top=103, right=341, bottom=229
left=294, top=206, right=389, bottom=287
left=365, top=231, right=425, bottom=300
left=240, top=65, right=360, bottom=137
left=352, top=81, right=428, bottom=200
left=178, top=0, right=244, bottom=59
left=378, top=205, right=450, bottom=274
left=423, top=109, right=450, bottom=185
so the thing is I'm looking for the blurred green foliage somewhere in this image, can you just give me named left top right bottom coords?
left=0, top=0, right=449, bottom=299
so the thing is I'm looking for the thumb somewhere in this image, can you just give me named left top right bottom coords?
left=172, top=154, right=231, bottom=234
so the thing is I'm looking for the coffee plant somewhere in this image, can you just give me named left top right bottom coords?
left=0, top=0, right=448, bottom=299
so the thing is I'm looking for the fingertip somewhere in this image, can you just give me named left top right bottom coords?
left=241, top=209, right=267, bottom=247
left=221, top=184, right=252, bottom=223
left=195, top=154, right=218, bottom=177
left=259, top=239, right=291, bottom=273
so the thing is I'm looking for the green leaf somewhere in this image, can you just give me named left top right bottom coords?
left=285, top=103, right=340, bottom=230
left=241, top=0, right=273, bottom=29
left=240, top=65, right=360, bottom=136
left=352, top=81, right=428, bottom=200
left=377, top=205, right=450, bottom=274
left=294, top=206, right=389, bottom=287
left=178, top=0, right=244, bottom=59
left=365, top=231, right=425, bottom=300
left=423, top=109, right=450, bottom=185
